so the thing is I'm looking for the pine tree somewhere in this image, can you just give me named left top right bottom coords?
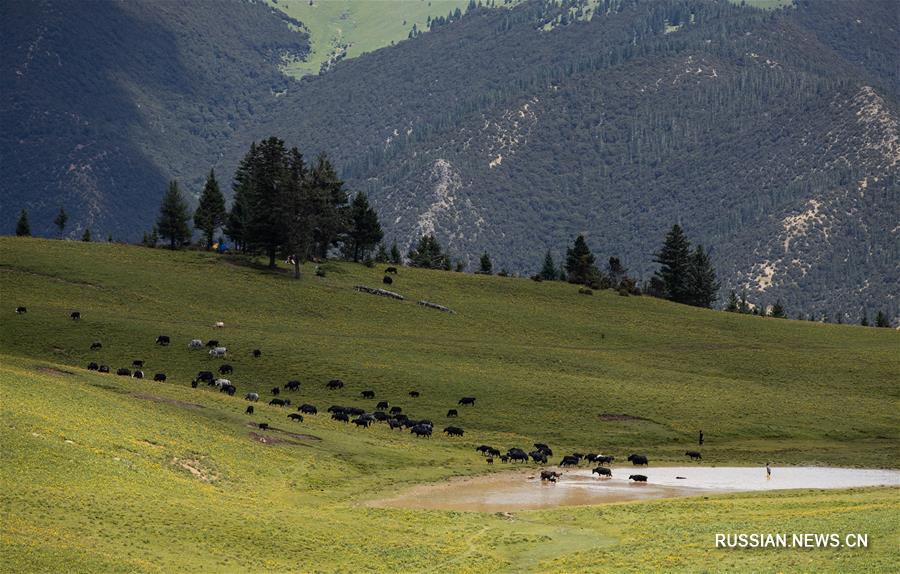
left=81, top=228, right=92, bottom=242
left=739, top=289, right=750, bottom=314
left=479, top=252, right=493, bottom=274
left=860, top=309, right=869, bottom=326
left=307, top=153, right=349, bottom=259
left=564, top=235, right=596, bottom=284
left=874, top=311, right=890, bottom=328
left=770, top=300, right=786, bottom=318
left=347, top=192, right=383, bottom=262
left=375, top=243, right=389, bottom=263
left=558, top=264, right=566, bottom=282
left=194, top=169, right=227, bottom=249
left=539, top=250, right=557, bottom=280
left=226, top=143, right=255, bottom=252
left=15, top=210, right=30, bottom=236
left=653, top=224, right=691, bottom=303
left=149, top=226, right=159, bottom=248
left=408, top=234, right=449, bottom=269
left=725, top=290, right=739, bottom=312
left=157, top=180, right=192, bottom=250
left=244, top=137, right=292, bottom=267
left=53, top=207, right=68, bottom=238
left=607, top=256, right=627, bottom=287
left=684, top=245, right=719, bottom=308
left=389, top=242, right=401, bottom=264
left=282, top=147, right=314, bottom=279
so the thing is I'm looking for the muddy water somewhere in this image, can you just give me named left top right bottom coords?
left=370, top=467, right=900, bottom=512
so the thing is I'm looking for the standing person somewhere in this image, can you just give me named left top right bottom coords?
left=698, top=430, right=704, bottom=446
left=766, top=462, right=772, bottom=480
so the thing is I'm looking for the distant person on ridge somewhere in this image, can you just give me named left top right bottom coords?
left=699, top=430, right=704, bottom=446
left=766, top=462, right=772, bottom=480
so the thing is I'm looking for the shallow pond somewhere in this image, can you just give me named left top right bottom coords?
left=370, top=466, right=900, bottom=512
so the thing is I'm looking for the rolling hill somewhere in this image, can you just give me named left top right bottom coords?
left=2, top=0, right=898, bottom=323
left=1, top=237, right=898, bottom=572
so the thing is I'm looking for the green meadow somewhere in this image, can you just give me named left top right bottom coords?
left=1, top=237, right=897, bottom=572
left=270, top=0, right=480, bottom=77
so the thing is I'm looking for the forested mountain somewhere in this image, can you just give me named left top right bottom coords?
left=1, top=0, right=307, bottom=239
left=1, top=0, right=897, bottom=322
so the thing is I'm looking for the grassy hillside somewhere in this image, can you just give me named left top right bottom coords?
left=270, top=0, right=481, bottom=77
left=1, top=237, right=898, bottom=572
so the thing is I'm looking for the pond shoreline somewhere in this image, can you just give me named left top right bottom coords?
left=368, top=466, right=900, bottom=512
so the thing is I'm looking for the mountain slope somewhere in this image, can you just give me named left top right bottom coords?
left=260, top=0, right=899, bottom=321
left=0, top=0, right=307, bottom=238
left=1, top=0, right=897, bottom=322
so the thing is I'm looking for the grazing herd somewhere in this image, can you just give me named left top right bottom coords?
left=473, top=444, right=676, bottom=484
left=15, top=304, right=708, bottom=487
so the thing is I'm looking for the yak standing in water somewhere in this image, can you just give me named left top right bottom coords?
left=592, top=466, right=612, bottom=478
left=540, top=470, right=562, bottom=482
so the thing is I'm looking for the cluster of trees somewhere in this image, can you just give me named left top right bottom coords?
left=647, top=225, right=720, bottom=308
left=527, top=225, right=717, bottom=307
left=529, top=232, right=656, bottom=298
left=406, top=233, right=452, bottom=270
left=153, top=137, right=384, bottom=278
left=861, top=310, right=893, bottom=328
left=723, top=290, right=893, bottom=327
left=725, top=290, right=786, bottom=318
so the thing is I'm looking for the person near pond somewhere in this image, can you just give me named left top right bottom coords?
left=698, top=430, right=704, bottom=446
left=766, top=462, right=772, bottom=479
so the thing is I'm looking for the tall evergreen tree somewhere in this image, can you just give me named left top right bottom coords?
left=860, top=309, right=869, bottom=326
left=81, top=228, right=92, bottom=242
left=156, top=180, right=192, bottom=250
left=307, top=153, right=349, bottom=259
left=653, top=224, right=691, bottom=303
left=282, top=147, right=314, bottom=279
left=375, top=243, right=389, bottom=263
left=347, top=192, right=383, bottom=262
left=725, top=290, right=739, bottom=312
left=539, top=250, right=557, bottom=280
left=874, top=310, right=890, bottom=328
left=194, top=169, right=227, bottom=249
left=607, top=256, right=627, bottom=287
left=564, top=235, right=596, bottom=284
left=244, top=137, right=292, bottom=267
left=389, top=242, right=402, bottom=264
left=739, top=289, right=751, bottom=314
left=684, top=245, right=719, bottom=308
left=479, top=252, right=493, bottom=274
left=15, top=210, right=30, bottom=236
left=226, top=143, right=255, bottom=252
left=53, top=207, right=68, bottom=238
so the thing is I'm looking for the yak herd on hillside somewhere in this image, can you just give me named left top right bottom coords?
left=13, top=304, right=705, bottom=485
